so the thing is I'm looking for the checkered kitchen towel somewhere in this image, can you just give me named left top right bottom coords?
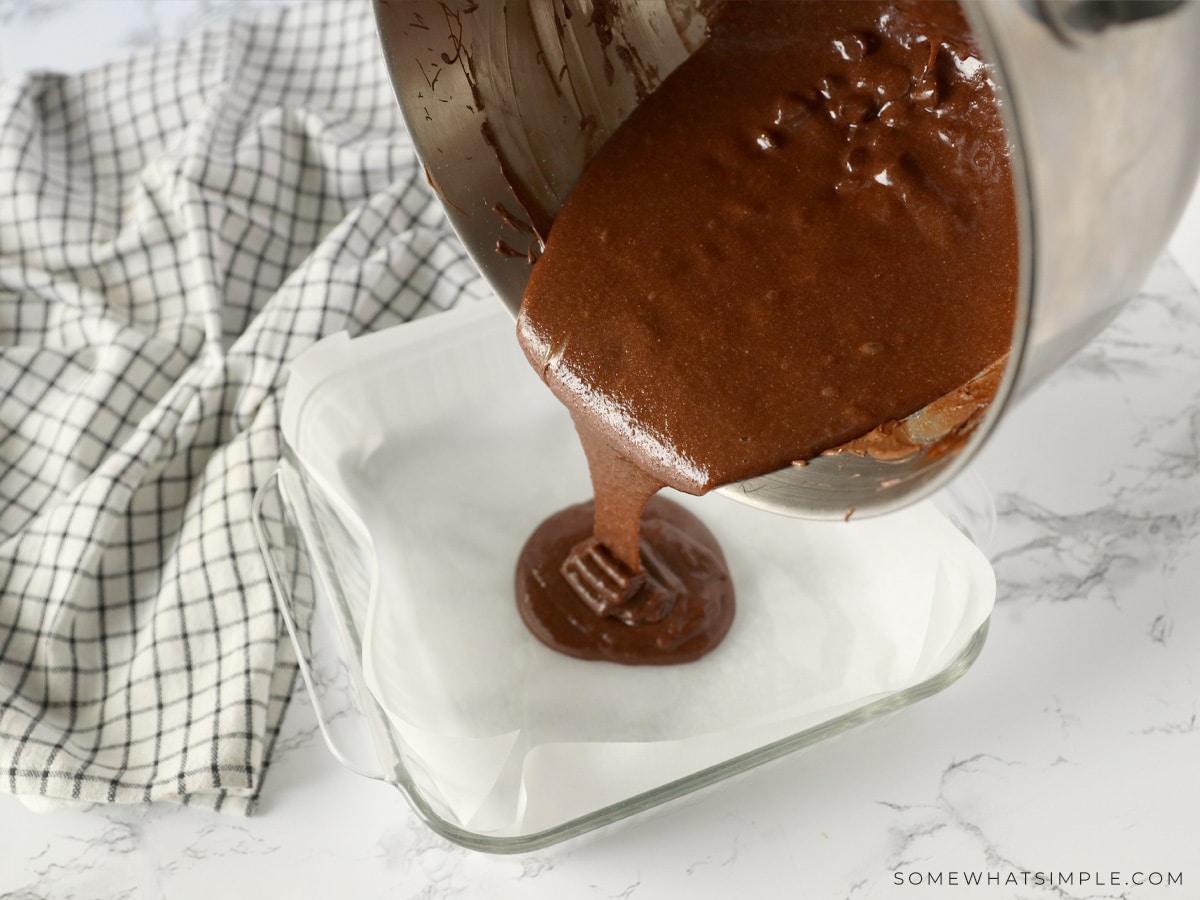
left=0, top=0, right=486, bottom=813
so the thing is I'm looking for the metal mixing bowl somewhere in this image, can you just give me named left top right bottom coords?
left=373, top=0, right=1200, bottom=518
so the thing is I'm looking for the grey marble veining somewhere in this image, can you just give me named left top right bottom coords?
left=1, top=1, right=1199, bottom=898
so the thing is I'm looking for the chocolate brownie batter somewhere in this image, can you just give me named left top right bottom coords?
left=514, top=0, right=1018, bottom=664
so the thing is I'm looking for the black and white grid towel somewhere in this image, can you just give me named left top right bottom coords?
left=0, top=0, right=486, bottom=813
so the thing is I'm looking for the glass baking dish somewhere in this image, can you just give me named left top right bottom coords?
left=251, top=303, right=997, bottom=853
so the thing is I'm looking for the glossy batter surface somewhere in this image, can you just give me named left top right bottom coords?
left=514, top=1, right=1017, bottom=664
left=515, top=496, right=735, bottom=665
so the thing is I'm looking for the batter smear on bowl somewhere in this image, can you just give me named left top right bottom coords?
left=514, top=0, right=1018, bottom=664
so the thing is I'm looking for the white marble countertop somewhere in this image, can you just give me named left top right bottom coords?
left=2, top=2, right=1199, bottom=898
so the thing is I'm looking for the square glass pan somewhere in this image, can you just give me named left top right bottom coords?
left=251, top=306, right=996, bottom=853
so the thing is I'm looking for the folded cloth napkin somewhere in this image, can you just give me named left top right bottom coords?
left=0, top=0, right=486, bottom=813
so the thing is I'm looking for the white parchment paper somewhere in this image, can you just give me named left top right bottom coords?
left=281, top=303, right=996, bottom=836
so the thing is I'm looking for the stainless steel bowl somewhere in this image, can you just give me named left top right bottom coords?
left=373, top=0, right=1200, bottom=518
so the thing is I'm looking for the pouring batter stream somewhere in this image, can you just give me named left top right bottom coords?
left=514, top=0, right=1018, bottom=664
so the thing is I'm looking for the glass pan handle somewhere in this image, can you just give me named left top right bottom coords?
left=251, top=468, right=388, bottom=782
